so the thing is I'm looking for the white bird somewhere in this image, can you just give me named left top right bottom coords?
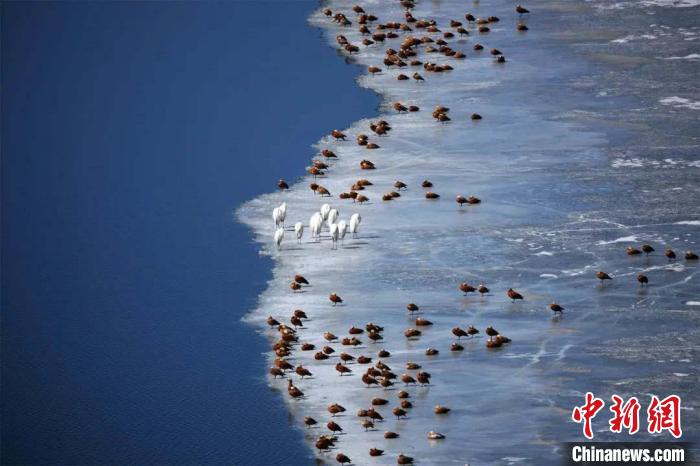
left=310, top=212, right=323, bottom=241
left=320, top=203, right=331, bottom=221
left=294, top=222, right=304, bottom=243
left=329, top=223, right=339, bottom=249
left=279, top=202, right=287, bottom=216
left=273, top=207, right=281, bottom=226
left=328, top=208, right=339, bottom=226
left=349, top=213, right=362, bottom=238
left=274, top=228, right=284, bottom=249
left=338, top=220, right=348, bottom=246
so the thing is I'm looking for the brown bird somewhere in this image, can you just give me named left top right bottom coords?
left=497, top=55, right=506, bottom=63
left=596, top=271, right=612, bottom=282
left=290, top=315, right=303, bottom=328
left=328, top=403, right=346, bottom=416
left=348, top=326, right=363, bottom=335
left=421, top=180, right=433, bottom=188
left=369, top=448, right=384, bottom=457
left=331, top=129, right=346, bottom=140
left=380, top=378, right=394, bottom=389
left=404, top=328, right=421, bottom=338
left=467, top=196, right=481, bottom=204
left=277, top=179, right=289, bottom=190
left=322, top=149, right=337, bottom=158
left=367, top=408, right=384, bottom=421
left=642, top=244, right=655, bottom=255
left=473, top=43, right=484, bottom=51
left=324, top=331, right=338, bottom=341
left=357, top=355, right=372, bottom=364
left=394, top=180, right=407, bottom=190
left=266, top=316, right=280, bottom=327
left=415, top=317, right=432, bottom=326
left=452, top=327, right=468, bottom=339
left=397, top=74, right=409, bottom=81
left=401, top=400, right=413, bottom=409
left=686, top=251, right=699, bottom=260
left=412, top=72, right=424, bottom=81
left=485, top=326, right=499, bottom=339
left=315, top=351, right=329, bottom=361
left=398, top=453, right=414, bottom=464
left=490, top=48, right=502, bottom=56
left=401, top=374, right=417, bottom=385
left=549, top=303, right=564, bottom=313
left=451, top=342, right=464, bottom=351
left=405, top=361, right=421, bottom=370
left=425, top=347, right=439, bottom=356
left=425, top=192, right=440, bottom=199
left=397, top=390, right=410, bottom=399
left=393, top=407, right=408, bottom=419
left=434, top=405, right=450, bottom=414
left=290, top=282, right=302, bottom=292
left=336, top=453, right=351, bottom=465
left=340, top=352, right=355, bottom=363
left=294, top=309, right=308, bottom=319
left=459, top=282, right=476, bottom=294
left=416, top=371, right=431, bottom=385
left=456, top=195, right=468, bottom=207
left=393, top=102, right=408, bottom=113
left=378, top=349, right=391, bottom=358
left=627, top=246, right=642, bottom=256
left=294, top=274, right=309, bottom=285
left=467, top=325, right=479, bottom=336
left=478, top=284, right=490, bottom=295
left=295, top=365, right=312, bottom=379
left=336, top=363, right=352, bottom=376
left=327, top=421, right=343, bottom=433
left=301, top=342, right=315, bottom=351
left=361, top=419, right=374, bottom=431
left=368, top=66, right=382, bottom=74
left=329, top=293, right=343, bottom=306
left=304, top=416, right=317, bottom=428
left=372, top=397, right=388, bottom=405
left=637, top=273, right=649, bottom=286
left=269, top=367, right=284, bottom=378
left=368, top=332, right=383, bottom=343
left=517, top=23, right=529, bottom=31
left=507, top=288, right=524, bottom=301
left=316, top=186, right=331, bottom=197
left=406, top=303, right=419, bottom=313
left=516, top=4, right=530, bottom=14
left=316, top=438, right=331, bottom=451
left=287, top=380, right=304, bottom=398
left=665, top=249, right=676, bottom=260
left=471, top=113, right=483, bottom=120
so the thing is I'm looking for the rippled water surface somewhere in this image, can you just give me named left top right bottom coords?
left=239, top=0, right=699, bottom=464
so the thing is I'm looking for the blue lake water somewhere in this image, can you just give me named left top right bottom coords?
left=1, top=1, right=377, bottom=464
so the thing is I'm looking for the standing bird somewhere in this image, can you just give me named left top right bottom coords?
left=406, top=303, right=419, bottom=314
left=274, top=228, right=284, bottom=250
left=637, top=273, right=649, bottom=286
left=328, top=208, right=339, bottom=225
left=336, top=453, right=351, bottom=465
left=516, top=4, right=530, bottom=15
left=596, top=271, right=612, bottom=283
left=485, top=326, right=499, bottom=339
left=277, top=179, right=289, bottom=190
left=304, top=416, right=317, bottom=428
left=349, top=213, right=362, bottom=238
left=294, top=274, right=309, bottom=285
left=452, top=327, right=468, bottom=340
left=294, top=222, right=304, bottom=243
left=456, top=195, right=468, bottom=207
left=665, top=249, right=676, bottom=260
left=329, top=293, right=343, bottom=306
left=320, top=203, right=331, bottom=221
left=507, top=288, right=524, bottom=301
left=642, top=244, right=655, bottom=256
left=336, top=363, right=352, bottom=376
left=338, top=220, right=348, bottom=245
left=330, top=223, right=340, bottom=249
left=459, top=282, right=476, bottom=295
left=478, top=284, right=490, bottom=296
left=549, top=303, right=564, bottom=314
left=416, top=371, right=431, bottom=385
left=412, top=72, right=424, bottom=81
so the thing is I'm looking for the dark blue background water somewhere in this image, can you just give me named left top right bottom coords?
left=1, top=2, right=377, bottom=464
